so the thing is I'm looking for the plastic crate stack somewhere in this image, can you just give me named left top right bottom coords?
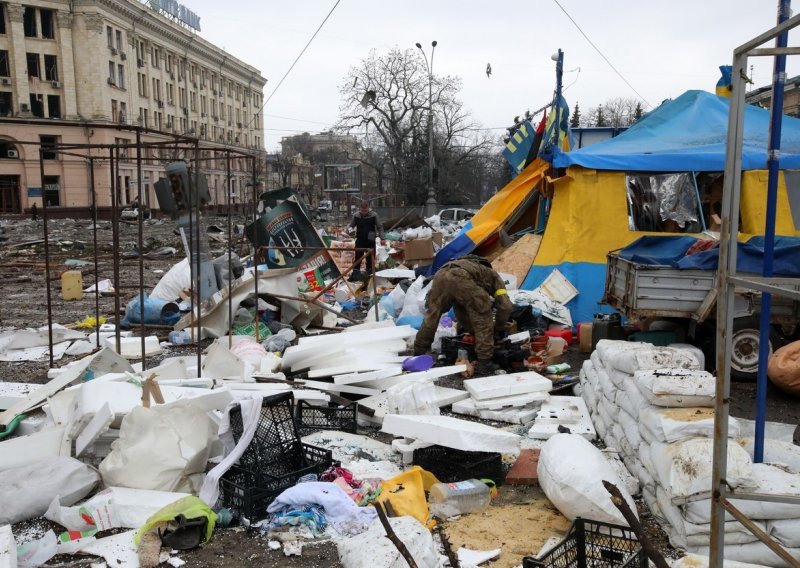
left=579, top=340, right=800, bottom=566
left=219, top=392, right=333, bottom=522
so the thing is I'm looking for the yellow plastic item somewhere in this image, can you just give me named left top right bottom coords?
left=61, top=270, right=83, bottom=301
left=74, top=315, right=106, bottom=330
left=134, top=495, right=217, bottom=545
left=374, top=466, right=440, bottom=530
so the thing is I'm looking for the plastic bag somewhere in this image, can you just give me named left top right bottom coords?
left=374, top=466, right=440, bottom=529
left=134, top=495, right=216, bottom=546
left=150, top=258, right=191, bottom=302
left=398, top=276, right=426, bottom=319
left=538, top=433, right=637, bottom=526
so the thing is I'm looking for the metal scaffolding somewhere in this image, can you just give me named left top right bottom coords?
left=711, top=2, right=800, bottom=567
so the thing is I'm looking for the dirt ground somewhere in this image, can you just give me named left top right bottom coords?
left=1, top=214, right=799, bottom=567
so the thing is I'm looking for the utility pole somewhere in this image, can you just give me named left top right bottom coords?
left=416, top=40, right=438, bottom=216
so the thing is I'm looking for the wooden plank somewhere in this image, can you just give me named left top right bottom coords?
left=491, top=233, right=542, bottom=284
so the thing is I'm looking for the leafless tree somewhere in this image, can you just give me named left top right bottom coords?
left=586, top=97, right=642, bottom=127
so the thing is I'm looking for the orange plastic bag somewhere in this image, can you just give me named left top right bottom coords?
left=374, top=466, right=440, bottom=529
left=768, top=340, right=800, bottom=396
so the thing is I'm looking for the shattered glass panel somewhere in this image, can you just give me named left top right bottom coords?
left=626, top=172, right=702, bottom=232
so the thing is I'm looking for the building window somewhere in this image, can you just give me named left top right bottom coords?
left=23, top=7, right=37, bottom=37
left=47, top=94, right=60, bottom=118
left=111, top=99, right=117, bottom=122
left=117, top=64, right=125, bottom=89
left=44, top=55, right=58, bottom=81
left=0, top=92, right=11, bottom=117
left=115, top=29, right=122, bottom=52
left=106, top=26, right=113, bottom=47
left=29, top=93, right=44, bottom=117
left=151, top=46, right=159, bottom=68
left=0, top=4, right=6, bottom=35
left=108, top=61, right=115, bottom=83
left=39, top=135, right=57, bottom=159
left=119, top=101, right=127, bottom=122
left=26, top=53, right=40, bottom=78
left=43, top=175, right=60, bottom=206
left=40, top=9, right=54, bottom=39
left=0, top=50, right=9, bottom=76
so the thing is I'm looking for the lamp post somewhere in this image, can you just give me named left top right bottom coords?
left=416, top=40, right=437, bottom=216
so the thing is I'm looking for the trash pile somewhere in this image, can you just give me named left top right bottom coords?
left=579, top=339, right=800, bottom=565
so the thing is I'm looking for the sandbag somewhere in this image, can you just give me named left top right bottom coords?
left=673, top=553, right=781, bottom=568
left=0, top=457, right=100, bottom=525
left=595, top=339, right=654, bottom=364
left=634, top=368, right=715, bottom=407
left=738, top=438, right=800, bottom=474
left=640, top=406, right=739, bottom=444
left=616, top=379, right=653, bottom=419
left=100, top=400, right=216, bottom=493
left=608, top=346, right=701, bottom=375
left=649, top=438, right=755, bottom=503
left=538, top=433, right=637, bottom=526
left=617, top=408, right=642, bottom=451
left=337, top=515, right=441, bottom=568
left=690, top=542, right=800, bottom=568
left=683, top=463, right=800, bottom=523
left=768, top=340, right=800, bottom=396
left=769, top=518, right=800, bottom=548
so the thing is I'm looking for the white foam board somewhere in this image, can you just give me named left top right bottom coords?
left=101, top=336, right=162, bottom=359
left=464, top=372, right=551, bottom=400
left=0, top=427, right=67, bottom=472
left=298, top=325, right=413, bottom=347
left=0, top=382, right=38, bottom=411
left=301, top=380, right=380, bottom=397
left=0, top=524, right=17, bottom=568
left=381, top=414, right=521, bottom=454
left=76, top=402, right=114, bottom=457
left=451, top=398, right=542, bottom=424
left=474, top=391, right=550, bottom=410
left=357, top=386, right=469, bottom=425
left=528, top=395, right=596, bottom=440
left=308, top=362, right=398, bottom=378
left=361, top=365, right=467, bottom=390
left=333, top=367, right=404, bottom=385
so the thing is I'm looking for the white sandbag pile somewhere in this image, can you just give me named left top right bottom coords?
left=580, top=340, right=800, bottom=567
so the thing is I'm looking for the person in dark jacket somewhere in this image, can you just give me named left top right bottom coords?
left=348, top=200, right=384, bottom=276
left=30, top=202, right=38, bottom=221
left=414, top=255, right=513, bottom=375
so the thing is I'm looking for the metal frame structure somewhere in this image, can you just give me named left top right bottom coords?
left=711, top=2, right=800, bottom=567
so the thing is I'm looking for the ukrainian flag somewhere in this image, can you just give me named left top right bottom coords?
left=716, top=65, right=733, bottom=98
left=502, top=120, right=537, bottom=175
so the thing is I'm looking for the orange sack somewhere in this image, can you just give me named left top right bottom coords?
left=767, top=340, right=800, bottom=397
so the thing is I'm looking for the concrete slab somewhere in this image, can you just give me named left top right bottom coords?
left=381, top=414, right=521, bottom=454
left=464, top=372, right=551, bottom=401
left=473, top=391, right=550, bottom=410
left=450, top=398, right=541, bottom=424
left=528, top=395, right=596, bottom=440
left=505, top=449, right=541, bottom=486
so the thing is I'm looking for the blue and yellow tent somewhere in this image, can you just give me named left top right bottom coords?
left=521, top=90, right=800, bottom=324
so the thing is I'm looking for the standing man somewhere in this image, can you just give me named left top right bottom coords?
left=30, top=202, right=38, bottom=221
left=348, top=200, right=384, bottom=277
left=414, top=255, right=513, bottom=375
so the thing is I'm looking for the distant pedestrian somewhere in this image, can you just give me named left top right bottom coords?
left=30, top=202, right=38, bottom=221
left=347, top=200, right=383, bottom=277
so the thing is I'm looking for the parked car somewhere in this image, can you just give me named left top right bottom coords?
left=438, top=207, right=476, bottom=224
left=120, top=204, right=151, bottom=221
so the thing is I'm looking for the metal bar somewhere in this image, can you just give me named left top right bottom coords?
left=750, top=46, right=800, bottom=56
left=136, top=130, right=146, bottom=369
left=111, top=147, right=121, bottom=354
left=728, top=276, right=800, bottom=300
left=721, top=489, right=800, bottom=505
left=39, top=145, right=54, bottom=368
left=308, top=255, right=361, bottom=303
left=252, top=157, right=261, bottom=343
left=372, top=248, right=379, bottom=322
left=226, top=150, right=233, bottom=349
left=89, top=158, right=100, bottom=348
left=735, top=11, right=800, bottom=55
left=710, top=48, right=750, bottom=568
left=719, top=497, right=800, bottom=568
left=194, top=141, right=202, bottom=377
left=755, top=0, right=790, bottom=464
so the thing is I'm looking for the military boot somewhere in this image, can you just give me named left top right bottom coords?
left=475, top=359, right=503, bottom=376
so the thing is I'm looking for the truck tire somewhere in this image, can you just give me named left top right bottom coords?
left=730, top=316, right=777, bottom=382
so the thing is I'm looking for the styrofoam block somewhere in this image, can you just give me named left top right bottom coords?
left=0, top=382, right=38, bottom=411
left=450, top=398, right=542, bottom=424
left=298, top=324, right=413, bottom=346
left=361, top=364, right=467, bottom=390
left=392, top=438, right=433, bottom=465
left=101, top=336, right=162, bottom=359
left=333, top=367, right=404, bottom=385
left=308, top=362, right=399, bottom=378
left=358, top=386, right=469, bottom=425
left=76, top=402, right=114, bottom=457
left=0, top=427, right=67, bottom=472
left=309, top=353, right=405, bottom=370
left=529, top=395, right=596, bottom=440
left=69, top=381, right=142, bottom=438
left=464, top=372, right=551, bottom=401
left=381, top=414, right=521, bottom=454
left=201, top=343, right=246, bottom=380
left=301, top=380, right=380, bottom=397
left=159, top=385, right=235, bottom=412
left=0, top=524, right=17, bottom=568
left=474, top=391, right=550, bottom=410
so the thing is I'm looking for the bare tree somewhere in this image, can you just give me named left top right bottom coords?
left=586, top=97, right=642, bottom=127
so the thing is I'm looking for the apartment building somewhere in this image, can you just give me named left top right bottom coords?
left=0, top=0, right=266, bottom=214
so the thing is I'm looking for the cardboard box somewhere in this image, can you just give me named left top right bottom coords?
left=403, top=232, right=442, bottom=262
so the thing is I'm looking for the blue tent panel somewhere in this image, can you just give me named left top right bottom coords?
left=554, top=90, right=800, bottom=172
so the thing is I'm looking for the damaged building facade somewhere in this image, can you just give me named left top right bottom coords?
left=0, top=0, right=266, bottom=215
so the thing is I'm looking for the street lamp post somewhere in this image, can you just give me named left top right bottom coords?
left=416, top=40, right=438, bottom=216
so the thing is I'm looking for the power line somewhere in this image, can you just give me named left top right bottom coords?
left=552, top=0, right=652, bottom=108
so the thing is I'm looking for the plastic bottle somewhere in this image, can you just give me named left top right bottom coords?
left=428, top=479, right=492, bottom=518
left=168, top=330, right=192, bottom=345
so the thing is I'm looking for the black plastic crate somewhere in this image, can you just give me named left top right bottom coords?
left=295, top=398, right=358, bottom=436
left=229, top=391, right=300, bottom=470
left=441, top=334, right=476, bottom=365
left=523, top=518, right=646, bottom=568
left=219, top=442, right=332, bottom=521
left=412, top=445, right=504, bottom=485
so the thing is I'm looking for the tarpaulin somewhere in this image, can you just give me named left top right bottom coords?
left=617, top=236, right=699, bottom=266
left=676, top=235, right=800, bottom=276
left=554, top=90, right=800, bottom=171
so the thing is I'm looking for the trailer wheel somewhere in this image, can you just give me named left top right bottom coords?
left=730, top=316, right=776, bottom=382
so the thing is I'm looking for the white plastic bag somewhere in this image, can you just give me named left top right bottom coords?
left=538, top=433, right=637, bottom=526
left=634, top=368, right=716, bottom=407
left=100, top=399, right=216, bottom=493
left=0, top=457, right=100, bottom=525
left=398, top=276, right=426, bottom=319
left=649, top=438, right=755, bottom=503
left=150, top=257, right=191, bottom=301
left=337, top=515, right=442, bottom=568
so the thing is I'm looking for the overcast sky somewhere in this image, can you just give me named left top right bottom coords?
left=186, top=0, right=797, bottom=152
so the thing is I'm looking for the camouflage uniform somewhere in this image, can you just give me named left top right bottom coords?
left=413, top=256, right=513, bottom=361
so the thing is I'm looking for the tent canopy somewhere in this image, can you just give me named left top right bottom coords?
left=554, top=90, right=800, bottom=172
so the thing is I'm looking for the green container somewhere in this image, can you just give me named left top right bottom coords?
left=628, top=330, right=677, bottom=346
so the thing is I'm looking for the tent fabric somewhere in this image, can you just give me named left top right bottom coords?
left=554, top=90, right=800, bottom=172
left=617, top=236, right=699, bottom=265
left=422, top=158, right=549, bottom=275
left=676, top=235, right=800, bottom=276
